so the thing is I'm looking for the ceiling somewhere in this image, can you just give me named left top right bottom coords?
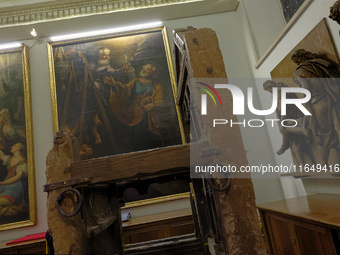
left=0, top=0, right=239, bottom=29
left=0, top=0, right=57, bottom=9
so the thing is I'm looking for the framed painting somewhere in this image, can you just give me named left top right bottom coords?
left=48, top=26, right=184, bottom=160
left=0, top=45, right=36, bottom=231
left=279, top=0, right=307, bottom=23
left=245, top=0, right=313, bottom=67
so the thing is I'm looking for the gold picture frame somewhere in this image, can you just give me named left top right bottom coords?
left=0, top=45, right=36, bottom=231
left=123, top=192, right=191, bottom=209
left=47, top=26, right=184, bottom=160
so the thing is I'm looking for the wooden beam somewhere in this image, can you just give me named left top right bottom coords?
left=70, top=141, right=211, bottom=184
left=181, top=28, right=267, bottom=255
left=87, top=215, right=116, bottom=238
left=124, top=233, right=203, bottom=255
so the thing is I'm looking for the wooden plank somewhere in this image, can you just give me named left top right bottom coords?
left=257, top=194, right=340, bottom=228
left=0, top=240, right=46, bottom=254
left=70, top=141, right=211, bottom=184
left=182, top=28, right=267, bottom=255
left=173, top=31, right=188, bottom=106
left=124, top=233, right=203, bottom=255
left=184, top=28, right=227, bottom=79
left=46, top=132, right=87, bottom=254
left=176, top=52, right=187, bottom=106
left=122, top=208, right=192, bottom=228
left=87, top=215, right=116, bottom=238
left=43, top=176, right=90, bottom=192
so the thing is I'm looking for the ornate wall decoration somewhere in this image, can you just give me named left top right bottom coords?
left=0, top=0, right=204, bottom=27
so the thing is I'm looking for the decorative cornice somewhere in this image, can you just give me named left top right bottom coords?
left=0, top=0, right=202, bottom=27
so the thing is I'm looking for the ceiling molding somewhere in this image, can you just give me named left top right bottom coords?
left=0, top=0, right=209, bottom=28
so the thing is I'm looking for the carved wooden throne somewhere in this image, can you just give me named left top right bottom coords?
left=45, top=28, right=265, bottom=255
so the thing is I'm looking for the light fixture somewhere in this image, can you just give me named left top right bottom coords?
left=31, top=28, right=43, bottom=44
left=31, top=28, right=38, bottom=38
left=0, top=42, right=23, bottom=50
left=50, top=21, right=163, bottom=42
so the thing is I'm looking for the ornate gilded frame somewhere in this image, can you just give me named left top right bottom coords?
left=0, top=45, right=36, bottom=231
left=47, top=26, right=184, bottom=160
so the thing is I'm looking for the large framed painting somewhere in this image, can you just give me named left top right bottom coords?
left=48, top=26, right=184, bottom=160
left=0, top=46, right=36, bottom=231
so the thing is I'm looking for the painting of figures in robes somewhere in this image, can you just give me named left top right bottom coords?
left=0, top=46, right=36, bottom=231
left=48, top=26, right=184, bottom=160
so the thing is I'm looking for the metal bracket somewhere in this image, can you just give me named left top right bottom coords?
left=43, top=176, right=91, bottom=192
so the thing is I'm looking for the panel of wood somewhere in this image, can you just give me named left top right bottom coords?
left=183, top=28, right=267, bottom=255
left=71, top=142, right=211, bottom=184
left=0, top=240, right=46, bottom=254
left=258, top=194, right=340, bottom=255
left=266, top=213, right=298, bottom=255
left=122, top=208, right=192, bottom=228
left=124, top=233, right=204, bottom=254
left=257, top=194, right=340, bottom=228
left=124, top=225, right=167, bottom=244
left=294, top=223, right=336, bottom=255
left=18, top=241, right=46, bottom=255
left=123, top=213, right=195, bottom=245
left=334, top=230, right=340, bottom=254
left=169, top=220, right=195, bottom=237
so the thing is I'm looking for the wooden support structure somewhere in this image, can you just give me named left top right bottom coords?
left=45, top=27, right=265, bottom=255
left=173, top=27, right=267, bottom=254
left=45, top=139, right=212, bottom=254
left=45, top=131, right=87, bottom=254
left=70, top=141, right=210, bottom=184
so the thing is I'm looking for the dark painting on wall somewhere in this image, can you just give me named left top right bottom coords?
left=279, top=0, right=306, bottom=22
left=48, top=26, right=184, bottom=160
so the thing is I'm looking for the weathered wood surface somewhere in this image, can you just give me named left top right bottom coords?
left=124, top=233, right=203, bottom=255
left=87, top=215, right=116, bottom=238
left=81, top=186, right=123, bottom=254
left=173, top=30, right=188, bottom=107
left=70, top=141, right=210, bottom=184
left=45, top=131, right=87, bottom=254
left=173, top=28, right=194, bottom=143
left=182, top=28, right=267, bottom=254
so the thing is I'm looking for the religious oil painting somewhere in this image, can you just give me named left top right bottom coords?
left=0, top=46, right=36, bottom=231
left=48, top=26, right=184, bottom=160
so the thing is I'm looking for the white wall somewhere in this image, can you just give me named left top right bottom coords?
left=240, top=0, right=340, bottom=199
left=241, top=0, right=286, bottom=58
left=0, top=6, right=283, bottom=242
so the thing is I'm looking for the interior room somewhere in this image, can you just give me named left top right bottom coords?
left=0, top=0, right=338, bottom=254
